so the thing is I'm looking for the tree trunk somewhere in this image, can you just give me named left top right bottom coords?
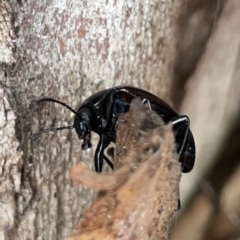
left=0, top=0, right=182, bottom=239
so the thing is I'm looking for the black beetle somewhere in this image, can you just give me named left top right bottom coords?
left=17, top=86, right=195, bottom=173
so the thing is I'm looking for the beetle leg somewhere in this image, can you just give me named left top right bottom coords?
left=172, top=115, right=195, bottom=173
left=95, top=135, right=105, bottom=172
left=171, top=115, right=190, bottom=156
left=107, top=147, right=114, bottom=158
left=141, top=98, right=152, bottom=110
left=95, top=134, right=110, bottom=172
left=171, top=115, right=192, bottom=172
left=103, top=155, right=114, bottom=170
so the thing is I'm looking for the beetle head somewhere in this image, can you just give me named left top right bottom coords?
left=74, top=107, right=95, bottom=150
left=16, top=98, right=95, bottom=152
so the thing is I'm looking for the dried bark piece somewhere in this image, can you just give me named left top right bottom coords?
left=67, top=99, right=181, bottom=240
left=113, top=98, right=166, bottom=169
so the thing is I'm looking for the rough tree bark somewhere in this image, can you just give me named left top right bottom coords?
left=0, top=0, right=183, bottom=240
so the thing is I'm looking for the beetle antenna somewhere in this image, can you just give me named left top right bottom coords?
left=17, top=125, right=74, bottom=151
left=37, top=98, right=79, bottom=116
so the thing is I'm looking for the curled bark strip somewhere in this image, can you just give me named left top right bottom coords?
left=67, top=99, right=181, bottom=240
left=70, top=163, right=132, bottom=191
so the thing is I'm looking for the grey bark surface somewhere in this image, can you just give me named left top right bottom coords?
left=0, top=0, right=182, bottom=239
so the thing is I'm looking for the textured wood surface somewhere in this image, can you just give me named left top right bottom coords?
left=0, top=0, right=181, bottom=239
